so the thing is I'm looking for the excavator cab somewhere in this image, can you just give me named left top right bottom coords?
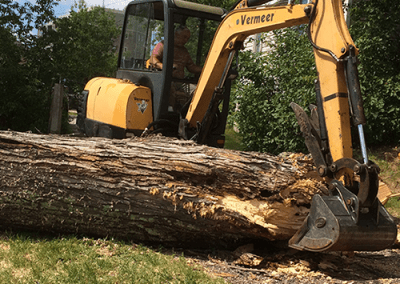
left=78, top=0, right=231, bottom=146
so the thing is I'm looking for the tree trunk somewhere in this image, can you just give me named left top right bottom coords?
left=0, top=130, right=328, bottom=248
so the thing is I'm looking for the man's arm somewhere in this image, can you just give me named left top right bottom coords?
left=149, top=42, right=164, bottom=69
left=186, top=56, right=202, bottom=75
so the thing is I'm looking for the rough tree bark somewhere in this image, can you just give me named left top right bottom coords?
left=0, top=130, right=329, bottom=248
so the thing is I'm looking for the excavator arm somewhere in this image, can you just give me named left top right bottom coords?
left=184, top=0, right=397, bottom=252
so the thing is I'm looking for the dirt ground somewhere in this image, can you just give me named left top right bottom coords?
left=180, top=221, right=400, bottom=284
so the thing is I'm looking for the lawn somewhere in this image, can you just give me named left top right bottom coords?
left=0, top=232, right=225, bottom=284
left=364, top=145, right=400, bottom=218
left=223, top=126, right=244, bottom=151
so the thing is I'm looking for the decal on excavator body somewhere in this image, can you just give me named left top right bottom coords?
left=237, top=13, right=275, bottom=25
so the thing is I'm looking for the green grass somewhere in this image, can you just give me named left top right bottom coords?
left=367, top=146, right=400, bottom=218
left=367, top=147, right=400, bottom=191
left=0, top=232, right=225, bottom=284
left=386, top=196, right=400, bottom=218
left=224, top=126, right=244, bottom=151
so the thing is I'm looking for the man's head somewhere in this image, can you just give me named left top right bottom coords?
left=174, top=26, right=190, bottom=47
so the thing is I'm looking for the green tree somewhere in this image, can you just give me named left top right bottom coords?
left=350, top=0, right=400, bottom=145
left=0, top=0, right=57, bottom=132
left=44, top=1, right=120, bottom=95
left=232, top=26, right=316, bottom=154
left=0, top=0, right=120, bottom=133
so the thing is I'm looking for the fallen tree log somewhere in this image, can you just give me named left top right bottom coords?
left=0, top=130, right=328, bottom=248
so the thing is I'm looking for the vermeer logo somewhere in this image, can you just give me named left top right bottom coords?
left=236, top=13, right=275, bottom=25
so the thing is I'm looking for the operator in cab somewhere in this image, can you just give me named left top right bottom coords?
left=148, top=26, right=202, bottom=79
left=149, top=26, right=202, bottom=111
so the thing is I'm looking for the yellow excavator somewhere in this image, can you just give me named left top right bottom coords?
left=77, top=0, right=397, bottom=252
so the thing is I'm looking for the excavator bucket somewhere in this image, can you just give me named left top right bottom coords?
left=289, top=181, right=397, bottom=252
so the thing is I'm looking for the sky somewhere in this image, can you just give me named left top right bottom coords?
left=16, top=0, right=132, bottom=19
left=15, top=0, right=132, bottom=35
left=53, top=0, right=131, bottom=17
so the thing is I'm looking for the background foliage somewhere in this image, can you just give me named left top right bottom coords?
left=44, top=2, right=120, bottom=95
left=0, top=0, right=57, bottom=132
left=232, top=26, right=316, bottom=154
left=181, top=0, right=236, bottom=70
left=232, top=0, right=400, bottom=154
left=350, top=0, right=400, bottom=146
left=0, top=0, right=119, bottom=133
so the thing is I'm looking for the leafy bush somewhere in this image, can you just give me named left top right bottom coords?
left=232, top=26, right=316, bottom=154
left=350, top=0, right=400, bottom=146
